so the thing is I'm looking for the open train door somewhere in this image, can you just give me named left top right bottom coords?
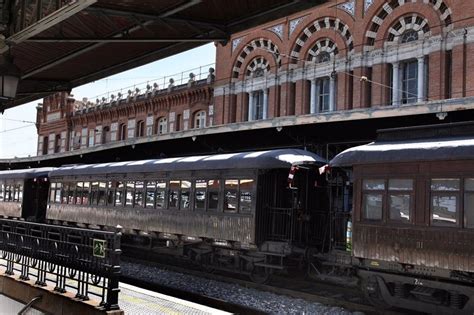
left=22, top=176, right=50, bottom=222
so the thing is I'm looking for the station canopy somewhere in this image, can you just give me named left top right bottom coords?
left=0, top=0, right=323, bottom=110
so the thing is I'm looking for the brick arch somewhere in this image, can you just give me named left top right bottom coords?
left=365, top=0, right=452, bottom=46
left=307, top=38, right=339, bottom=62
left=290, top=17, right=354, bottom=64
left=245, top=56, right=270, bottom=77
left=232, top=38, right=282, bottom=78
left=386, top=13, right=431, bottom=43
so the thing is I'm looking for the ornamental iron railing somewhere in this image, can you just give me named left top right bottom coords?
left=0, top=219, right=121, bottom=310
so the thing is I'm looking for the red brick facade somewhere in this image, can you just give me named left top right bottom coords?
left=37, top=0, right=474, bottom=156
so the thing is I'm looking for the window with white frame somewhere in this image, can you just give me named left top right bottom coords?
left=119, top=123, right=127, bottom=140
left=136, top=120, right=145, bottom=137
left=401, top=60, right=418, bottom=104
left=156, top=117, right=167, bottom=134
left=317, top=77, right=331, bottom=112
left=254, top=90, right=264, bottom=120
left=194, top=111, right=206, bottom=129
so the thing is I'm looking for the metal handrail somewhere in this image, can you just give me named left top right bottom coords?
left=17, top=295, right=42, bottom=315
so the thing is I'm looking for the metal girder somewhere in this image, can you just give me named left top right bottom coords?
left=85, top=6, right=228, bottom=35
left=26, top=37, right=226, bottom=43
left=21, top=0, right=203, bottom=79
left=4, top=0, right=97, bottom=50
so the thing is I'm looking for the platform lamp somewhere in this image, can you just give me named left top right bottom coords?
left=0, top=54, right=21, bottom=101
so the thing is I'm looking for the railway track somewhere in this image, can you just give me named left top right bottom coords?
left=120, top=246, right=409, bottom=315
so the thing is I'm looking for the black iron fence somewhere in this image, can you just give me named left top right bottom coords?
left=0, top=219, right=121, bottom=310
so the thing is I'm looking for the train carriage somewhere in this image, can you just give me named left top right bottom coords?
left=47, top=149, right=328, bottom=280
left=330, top=122, right=474, bottom=314
left=0, top=168, right=52, bottom=221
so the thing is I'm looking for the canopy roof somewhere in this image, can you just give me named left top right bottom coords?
left=0, top=167, right=54, bottom=180
left=50, top=149, right=326, bottom=177
left=0, top=0, right=323, bottom=109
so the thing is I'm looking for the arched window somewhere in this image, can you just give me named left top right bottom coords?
left=42, top=136, right=49, bottom=155
left=102, top=126, right=110, bottom=144
left=156, top=117, right=167, bottom=135
left=54, top=134, right=61, bottom=153
left=194, top=111, right=206, bottom=129
left=119, top=123, right=127, bottom=141
left=401, top=30, right=419, bottom=44
left=316, top=51, right=331, bottom=63
left=136, top=120, right=145, bottom=137
left=254, top=68, right=265, bottom=78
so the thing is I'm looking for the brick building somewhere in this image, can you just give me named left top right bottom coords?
left=37, top=0, right=474, bottom=157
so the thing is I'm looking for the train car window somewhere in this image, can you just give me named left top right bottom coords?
left=115, top=181, right=124, bottom=206
left=75, top=182, right=83, bottom=204
left=156, top=180, right=166, bottom=209
left=239, top=179, right=254, bottom=213
left=98, top=182, right=107, bottom=206
left=168, top=180, right=180, bottom=209
left=90, top=181, right=99, bottom=205
left=5, top=184, right=12, bottom=202
left=67, top=183, right=75, bottom=204
left=362, top=179, right=384, bottom=220
left=82, top=182, right=90, bottom=205
left=145, top=181, right=156, bottom=208
left=0, top=182, right=4, bottom=202
left=180, top=180, right=191, bottom=210
left=107, top=182, right=115, bottom=206
left=224, top=179, right=239, bottom=213
left=431, top=178, right=460, bottom=227
left=125, top=181, right=135, bottom=207
left=388, top=179, right=413, bottom=223
left=50, top=183, right=56, bottom=203
left=61, top=183, right=69, bottom=204
left=53, top=183, right=61, bottom=203
left=194, top=180, right=207, bottom=210
left=207, top=179, right=220, bottom=211
left=465, top=178, right=474, bottom=229
left=135, top=181, right=144, bottom=208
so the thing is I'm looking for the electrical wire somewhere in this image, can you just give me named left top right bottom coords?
left=0, top=124, right=36, bottom=134
left=0, top=117, right=36, bottom=124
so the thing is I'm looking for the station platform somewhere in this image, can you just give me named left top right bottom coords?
left=0, top=279, right=230, bottom=315
left=118, top=283, right=230, bottom=315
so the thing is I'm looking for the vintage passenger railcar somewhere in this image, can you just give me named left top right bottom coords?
left=330, top=123, right=474, bottom=314
left=46, top=149, right=328, bottom=280
left=0, top=168, right=52, bottom=221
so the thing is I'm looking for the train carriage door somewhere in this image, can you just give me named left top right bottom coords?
left=290, top=166, right=330, bottom=250
left=22, top=176, right=50, bottom=222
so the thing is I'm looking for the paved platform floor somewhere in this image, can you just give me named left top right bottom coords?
left=118, top=283, right=231, bottom=315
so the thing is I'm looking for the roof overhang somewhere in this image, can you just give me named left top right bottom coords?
left=0, top=0, right=324, bottom=110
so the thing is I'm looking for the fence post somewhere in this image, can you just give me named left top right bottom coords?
left=105, top=225, right=122, bottom=310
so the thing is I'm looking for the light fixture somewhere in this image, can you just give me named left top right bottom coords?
left=436, top=112, right=448, bottom=120
left=0, top=55, right=21, bottom=101
left=276, top=126, right=283, bottom=132
left=192, top=136, right=197, bottom=142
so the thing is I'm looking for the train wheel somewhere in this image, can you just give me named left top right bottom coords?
left=196, top=253, right=215, bottom=273
left=249, top=263, right=271, bottom=284
left=361, top=276, right=393, bottom=310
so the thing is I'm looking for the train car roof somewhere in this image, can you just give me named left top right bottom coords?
left=330, top=136, right=474, bottom=166
left=0, top=167, right=55, bottom=180
left=50, top=149, right=326, bottom=177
